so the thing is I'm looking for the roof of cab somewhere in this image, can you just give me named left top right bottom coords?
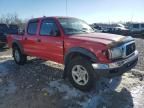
left=29, top=16, right=78, bottom=21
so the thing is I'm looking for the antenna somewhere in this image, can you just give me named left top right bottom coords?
left=66, top=0, right=68, bottom=16
left=131, top=15, right=133, bottom=23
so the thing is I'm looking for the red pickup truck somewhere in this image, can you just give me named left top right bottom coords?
left=7, top=17, right=138, bottom=91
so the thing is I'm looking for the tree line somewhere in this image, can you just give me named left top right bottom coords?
left=0, top=13, right=27, bottom=30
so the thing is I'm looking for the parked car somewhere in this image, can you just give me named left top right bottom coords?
left=8, top=24, right=18, bottom=34
left=127, top=23, right=144, bottom=32
left=0, top=24, right=9, bottom=48
left=7, top=17, right=138, bottom=91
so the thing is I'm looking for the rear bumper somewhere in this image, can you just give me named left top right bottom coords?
left=92, top=50, right=138, bottom=78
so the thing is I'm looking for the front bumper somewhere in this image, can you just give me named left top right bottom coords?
left=92, top=50, right=138, bottom=78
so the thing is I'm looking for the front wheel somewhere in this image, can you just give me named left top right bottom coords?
left=67, top=57, right=96, bottom=91
left=13, top=46, right=27, bottom=65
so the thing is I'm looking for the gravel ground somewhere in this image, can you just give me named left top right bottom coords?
left=0, top=38, right=144, bottom=108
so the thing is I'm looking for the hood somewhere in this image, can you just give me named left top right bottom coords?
left=68, top=33, right=133, bottom=47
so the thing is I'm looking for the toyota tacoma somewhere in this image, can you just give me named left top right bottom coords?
left=7, top=17, right=138, bottom=91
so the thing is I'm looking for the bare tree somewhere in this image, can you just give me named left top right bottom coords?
left=0, top=13, right=27, bottom=30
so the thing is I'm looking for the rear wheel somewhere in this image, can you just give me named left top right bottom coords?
left=13, top=46, right=27, bottom=65
left=67, top=57, right=96, bottom=91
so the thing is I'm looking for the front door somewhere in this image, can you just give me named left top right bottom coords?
left=37, top=18, right=64, bottom=63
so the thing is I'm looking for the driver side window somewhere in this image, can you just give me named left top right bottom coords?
left=40, top=19, right=59, bottom=36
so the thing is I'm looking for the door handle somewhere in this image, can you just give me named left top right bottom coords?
left=55, top=41, right=63, bottom=44
left=36, top=39, right=41, bottom=42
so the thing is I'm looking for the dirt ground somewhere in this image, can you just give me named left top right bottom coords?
left=0, top=38, right=144, bottom=108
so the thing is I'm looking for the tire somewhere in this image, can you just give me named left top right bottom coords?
left=67, top=57, right=96, bottom=91
left=13, top=46, right=27, bottom=65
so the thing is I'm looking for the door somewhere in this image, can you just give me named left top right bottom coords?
left=37, top=18, right=64, bottom=63
left=23, top=20, right=40, bottom=56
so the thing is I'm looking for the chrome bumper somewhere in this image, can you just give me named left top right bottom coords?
left=92, top=50, right=138, bottom=78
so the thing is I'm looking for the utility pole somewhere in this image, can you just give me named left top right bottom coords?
left=131, top=14, right=133, bottom=23
left=66, top=0, right=68, bottom=16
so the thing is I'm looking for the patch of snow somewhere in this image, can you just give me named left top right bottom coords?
left=80, top=96, right=103, bottom=108
left=47, top=80, right=84, bottom=99
left=95, top=77, right=122, bottom=91
left=131, top=86, right=144, bottom=108
left=132, top=69, right=144, bottom=73
left=45, top=78, right=122, bottom=108
left=0, top=55, right=12, bottom=59
left=46, top=80, right=103, bottom=108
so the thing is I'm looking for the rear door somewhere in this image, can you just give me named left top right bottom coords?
left=37, top=18, right=64, bottom=63
left=23, top=20, right=40, bottom=56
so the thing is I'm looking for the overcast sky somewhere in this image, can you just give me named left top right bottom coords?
left=0, top=0, right=143, bottom=23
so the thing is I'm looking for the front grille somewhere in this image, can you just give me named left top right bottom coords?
left=126, top=42, right=135, bottom=56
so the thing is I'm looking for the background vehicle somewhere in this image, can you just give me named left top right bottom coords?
left=0, top=24, right=9, bottom=48
left=7, top=17, right=138, bottom=91
left=0, top=24, right=19, bottom=48
left=8, top=24, right=18, bottom=34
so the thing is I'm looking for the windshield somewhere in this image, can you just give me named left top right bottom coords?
left=58, top=18, right=94, bottom=35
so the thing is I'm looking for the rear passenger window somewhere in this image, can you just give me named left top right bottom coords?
left=40, top=19, right=59, bottom=36
left=27, top=21, right=38, bottom=35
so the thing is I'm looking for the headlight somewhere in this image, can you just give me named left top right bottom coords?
left=109, top=47, right=123, bottom=59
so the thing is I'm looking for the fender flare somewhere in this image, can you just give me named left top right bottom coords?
left=12, top=40, right=24, bottom=53
left=64, top=47, right=97, bottom=64
left=63, top=47, right=98, bottom=79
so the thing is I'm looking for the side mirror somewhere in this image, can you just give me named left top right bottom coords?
left=18, top=29, right=25, bottom=35
left=51, top=29, right=60, bottom=36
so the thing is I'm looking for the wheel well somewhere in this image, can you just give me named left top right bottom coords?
left=65, top=52, right=93, bottom=65
left=12, top=43, right=19, bottom=49
left=63, top=52, right=95, bottom=79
